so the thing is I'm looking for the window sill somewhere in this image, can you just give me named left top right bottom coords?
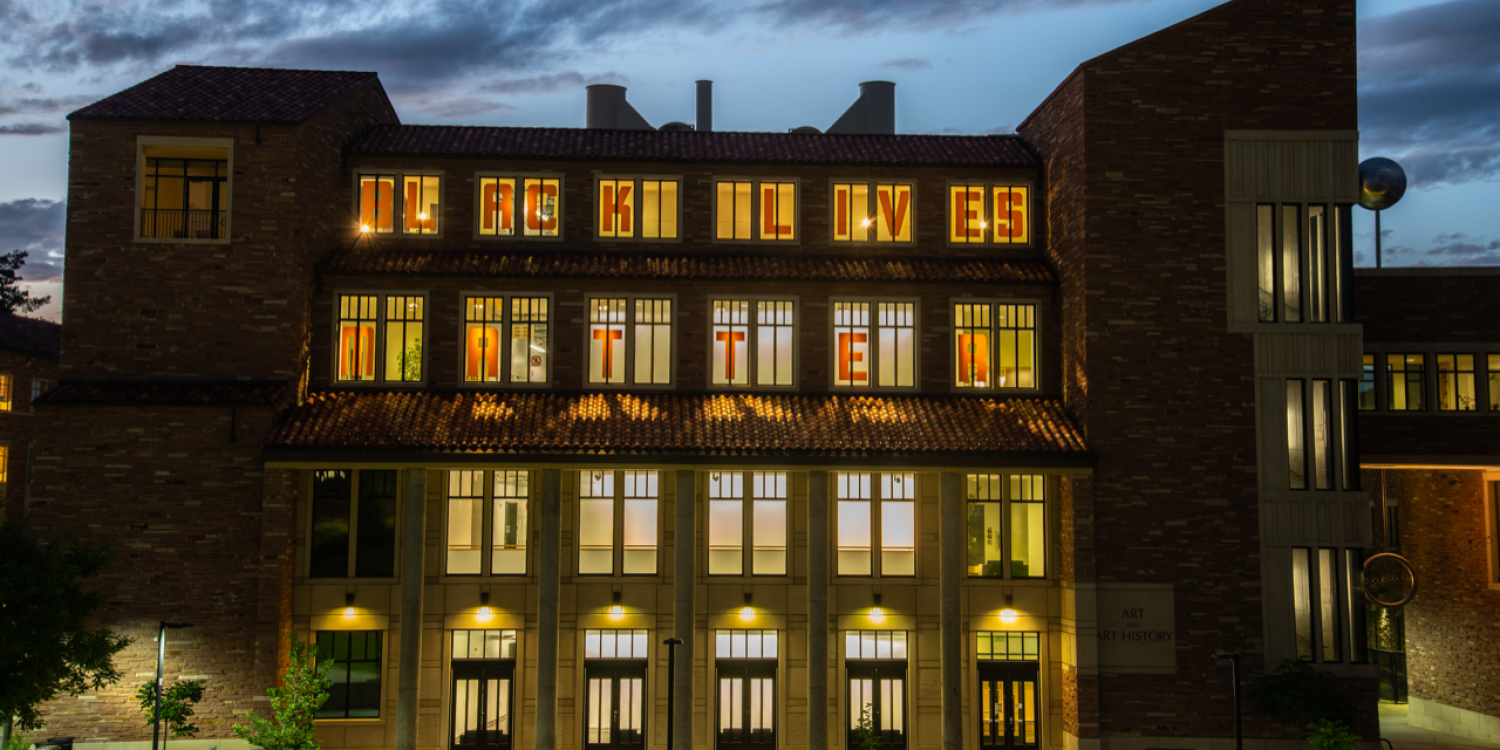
left=134, top=237, right=231, bottom=246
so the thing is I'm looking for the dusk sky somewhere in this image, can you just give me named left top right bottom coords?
left=0, top=0, right=1495, bottom=322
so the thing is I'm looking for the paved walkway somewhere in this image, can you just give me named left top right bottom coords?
left=1381, top=703, right=1500, bottom=750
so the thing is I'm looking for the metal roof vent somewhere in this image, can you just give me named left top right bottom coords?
left=789, top=126, right=822, bottom=134
left=659, top=121, right=694, bottom=132
left=586, top=84, right=654, bottom=130
left=827, top=81, right=895, bottom=135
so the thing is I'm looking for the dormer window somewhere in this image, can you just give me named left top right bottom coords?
left=136, top=137, right=232, bottom=243
left=596, top=177, right=681, bottom=241
left=832, top=182, right=914, bottom=243
left=948, top=183, right=1030, bottom=246
left=357, top=172, right=441, bottom=235
left=714, top=179, right=797, bottom=242
left=478, top=175, right=561, bottom=239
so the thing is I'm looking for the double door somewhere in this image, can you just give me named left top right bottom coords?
left=978, top=664, right=1039, bottom=750
left=717, top=661, right=776, bottom=750
left=585, top=661, right=647, bottom=750
left=847, top=662, right=907, bottom=750
left=451, top=662, right=514, bottom=750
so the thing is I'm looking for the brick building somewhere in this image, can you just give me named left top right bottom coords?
left=27, top=1, right=1384, bottom=750
left=1353, top=268, right=1500, bottom=745
left=0, top=313, right=60, bottom=524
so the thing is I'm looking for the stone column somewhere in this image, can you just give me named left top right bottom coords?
left=939, top=472, right=963, bottom=750
left=807, top=470, right=829, bottom=750
left=673, top=470, right=696, bottom=750
left=536, top=469, right=561, bottom=750
left=395, top=469, right=426, bottom=750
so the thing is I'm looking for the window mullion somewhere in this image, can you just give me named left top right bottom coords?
left=872, top=480, right=883, bottom=578
left=348, top=471, right=360, bottom=577
left=614, top=472, right=625, bottom=576
left=1001, top=476, right=1012, bottom=581
left=1272, top=206, right=1284, bottom=323
left=742, top=471, right=754, bottom=577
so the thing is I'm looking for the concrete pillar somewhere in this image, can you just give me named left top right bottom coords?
left=673, top=470, right=696, bottom=750
left=939, top=473, right=963, bottom=750
left=536, top=469, right=561, bottom=750
left=807, top=470, right=829, bottom=750
left=395, top=469, right=426, bottom=750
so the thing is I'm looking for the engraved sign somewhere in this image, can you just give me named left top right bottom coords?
left=1095, top=585, right=1176, bottom=670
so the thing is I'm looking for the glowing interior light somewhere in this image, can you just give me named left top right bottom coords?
left=980, top=221, right=988, bottom=229
left=343, top=607, right=356, bottom=619
left=869, top=607, right=886, bottom=624
left=609, top=604, right=625, bottom=620
left=531, top=344, right=546, bottom=353
left=477, top=606, right=494, bottom=622
left=740, top=606, right=755, bottom=622
left=418, top=212, right=428, bottom=220
left=359, top=225, right=371, bottom=233
left=999, top=607, right=1019, bottom=624
left=861, top=218, right=871, bottom=228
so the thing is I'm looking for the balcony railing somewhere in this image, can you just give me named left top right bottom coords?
left=140, top=208, right=226, bottom=239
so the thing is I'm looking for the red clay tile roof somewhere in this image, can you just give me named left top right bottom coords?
left=38, top=381, right=288, bottom=405
left=0, top=314, right=60, bottom=358
left=265, top=391, right=1089, bottom=459
left=69, top=66, right=381, bottom=124
left=350, top=125, right=1038, bottom=167
left=319, top=249, right=1055, bottom=284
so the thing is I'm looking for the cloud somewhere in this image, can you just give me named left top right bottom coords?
left=1359, top=0, right=1500, bottom=187
left=980, top=124, right=1015, bottom=135
left=880, top=57, right=931, bottom=71
left=0, top=121, right=64, bottom=134
left=413, top=97, right=518, bottom=118
left=0, top=94, right=97, bottom=116
left=1372, top=232, right=1500, bottom=267
left=0, top=198, right=65, bottom=281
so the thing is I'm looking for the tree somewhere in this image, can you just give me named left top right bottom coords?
left=232, top=632, right=332, bottom=750
left=1248, top=659, right=1357, bottom=739
left=0, top=522, right=133, bottom=747
left=0, top=250, right=50, bottom=315
left=134, top=679, right=206, bottom=750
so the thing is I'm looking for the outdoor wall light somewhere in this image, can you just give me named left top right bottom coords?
left=869, top=593, right=886, bottom=624
left=740, top=592, right=755, bottom=622
left=343, top=592, right=356, bottom=619
left=1000, top=594, right=1018, bottom=624
left=610, top=590, right=625, bottom=620
left=478, top=591, right=493, bottom=622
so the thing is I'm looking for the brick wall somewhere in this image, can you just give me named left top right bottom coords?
left=0, top=347, right=59, bottom=523
left=1365, top=468, right=1499, bottom=720
left=1354, top=270, right=1500, bottom=344
left=25, top=402, right=287, bottom=742
left=1021, top=0, right=1369, bottom=740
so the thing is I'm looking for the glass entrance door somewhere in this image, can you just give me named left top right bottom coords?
left=451, top=662, right=513, bottom=750
left=977, top=664, right=1039, bottom=750
left=585, top=661, right=647, bottom=750
left=847, top=662, right=907, bottom=750
left=717, top=661, right=775, bottom=750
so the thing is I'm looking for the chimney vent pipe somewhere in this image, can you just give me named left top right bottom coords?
left=697, top=80, right=713, bottom=133
left=586, top=84, right=654, bottom=130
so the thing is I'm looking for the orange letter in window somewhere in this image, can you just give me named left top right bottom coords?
left=467, top=327, right=501, bottom=380
left=593, top=328, right=624, bottom=378
left=361, top=180, right=394, bottom=231
left=340, top=325, right=376, bottom=378
left=483, top=182, right=514, bottom=233
left=837, top=332, right=868, bottom=382
left=715, top=330, right=746, bottom=378
left=835, top=186, right=848, bottom=238
left=1001, top=188, right=1026, bottom=241
left=526, top=183, right=559, bottom=232
left=879, top=187, right=909, bottom=238
left=957, top=333, right=989, bottom=386
left=954, top=189, right=982, bottom=240
left=600, top=184, right=631, bottom=234
left=762, top=187, right=790, bottom=238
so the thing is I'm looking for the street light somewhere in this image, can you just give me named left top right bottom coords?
left=663, top=637, right=683, bottom=750
left=154, top=622, right=193, bottom=750
left=1213, top=652, right=1242, bottom=750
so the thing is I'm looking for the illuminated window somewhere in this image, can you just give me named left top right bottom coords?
left=1287, top=380, right=1360, bottom=491
left=715, top=179, right=796, bottom=242
left=1437, top=354, right=1477, bottom=411
left=845, top=630, right=907, bottom=660
left=1359, top=354, right=1376, bottom=410
left=446, top=470, right=530, bottom=576
left=463, top=295, right=550, bottom=385
left=948, top=184, right=1029, bottom=245
left=308, top=469, right=398, bottom=579
left=953, top=302, right=1036, bottom=390
left=578, top=470, right=659, bottom=576
left=597, top=177, right=680, bottom=240
left=316, top=631, right=383, bottom=718
left=832, top=182, right=913, bottom=243
left=715, top=630, right=779, bottom=658
left=975, top=632, right=1039, bottom=661
left=1490, top=356, right=1500, bottom=412
left=453, top=630, right=518, bottom=659
left=1386, top=354, right=1425, bottom=411
left=832, top=300, right=915, bottom=389
left=479, top=175, right=560, bottom=238
left=587, top=297, right=673, bottom=386
left=708, top=471, right=789, bottom=576
left=585, top=629, right=650, bottom=658
left=836, top=473, right=915, bottom=577
left=0, top=445, right=8, bottom=483
left=1290, top=547, right=1365, bottom=664
left=966, top=474, right=1046, bottom=578
left=1255, top=203, right=1353, bottom=323
left=358, top=172, right=440, bottom=235
left=385, top=296, right=424, bottom=383
left=336, top=294, right=425, bottom=384
left=0, top=375, right=10, bottom=411
left=140, top=150, right=228, bottom=240
left=711, top=299, right=795, bottom=388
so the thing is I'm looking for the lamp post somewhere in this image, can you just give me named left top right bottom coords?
left=663, top=637, right=683, bottom=750
left=1213, top=652, right=1242, bottom=750
left=153, top=622, right=193, bottom=750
